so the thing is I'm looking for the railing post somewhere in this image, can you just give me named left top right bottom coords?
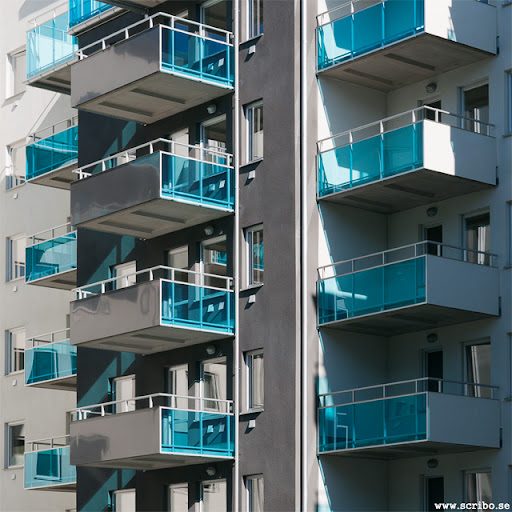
left=149, top=396, right=153, bottom=409
left=101, top=405, right=105, bottom=417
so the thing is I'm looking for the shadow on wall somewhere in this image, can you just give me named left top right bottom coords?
left=19, top=0, right=43, bottom=21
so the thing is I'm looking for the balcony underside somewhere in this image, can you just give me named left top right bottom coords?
left=321, top=303, right=494, bottom=336
left=320, top=168, right=494, bottom=214
left=320, top=33, right=493, bottom=92
left=27, top=268, right=77, bottom=290
left=75, top=71, right=232, bottom=124
left=28, top=161, right=78, bottom=190
left=101, top=0, right=168, bottom=7
left=27, top=374, right=76, bottom=392
left=27, top=62, right=75, bottom=95
left=26, top=481, right=76, bottom=492
left=76, top=452, right=232, bottom=471
left=73, top=324, right=233, bottom=354
left=321, top=440, right=496, bottom=461
left=76, top=197, right=233, bottom=239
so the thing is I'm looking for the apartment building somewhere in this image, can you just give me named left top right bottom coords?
left=4, top=0, right=511, bottom=510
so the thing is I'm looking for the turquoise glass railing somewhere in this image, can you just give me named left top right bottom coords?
left=26, top=125, right=78, bottom=181
left=318, top=122, right=423, bottom=197
left=161, top=408, right=234, bottom=457
left=318, top=394, right=427, bottom=452
left=26, top=231, right=77, bottom=283
left=27, top=12, right=77, bottom=79
left=25, top=340, right=77, bottom=386
left=161, top=280, right=234, bottom=334
left=69, top=0, right=114, bottom=28
left=24, top=445, right=76, bottom=489
left=161, top=22, right=233, bottom=87
left=318, top=256, right=426, bottom=324
left=317, top=0, right=425, bottom=71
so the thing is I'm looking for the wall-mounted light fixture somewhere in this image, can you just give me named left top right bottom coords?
left=206, top=345, right=216, bottom=356
left=206, top=467, right=216, bottom=477
left=426, top=207, right=438, bottom=217
left=427, top=459, right=439, bottom=469
left=426, top=82, right=437, bottom=94
left=207, top=104, right=217, bottom=115
left=204, top=225, right=214, bottom=236
left=426, top=333, right=438, bottom=344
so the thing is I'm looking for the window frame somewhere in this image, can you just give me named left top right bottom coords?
left=245, top=349, right=264, bottom=412
left=6, top=327, right=25, bottom=375
left=245, top=224, right=264, bottom=287
left=5, top=140, right=26, bottom=190
left=6, top=47, right=26, bottom=99
left=244, top=101, right=263, bottom=164
left=464, top=469, right=492, bottom=503
left=463, top=339, right=492, bottom=398
left=6, top=421, right=25, bottom=468
left=111, top=488, right=136, bottom=512
left=6, top=233, right=26, bottom=282
left=245, top=474, right=264, bottom=512
left=200, top=479, right=227, bottom=512
left=168, top=482, right=189, bottom=512
left=506, top=70, right=512, bottom=135
left=462, top=209, right=490, bottom=265
left=111, top=374, right=136, bottom=414
left=247, top=0, right=263, bottom=39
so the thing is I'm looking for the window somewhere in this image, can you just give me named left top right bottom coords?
left=7, top=234, right=26, bottom=281
left=246, top=350, right=264, bottom=410
left=245, top=475, right=264, bottom=512
left=462, top=83, right=489, bottom=134
left=6, top=327, right=25, bottom=374
left=465, top=471, right=492, bottom=504
left=507, top=71, right=512, bottom=135
left=6, top=423, right=25, bottom=467
left=5, top=142, right=26, bottom=190
left=248, top=0, right=263, bottom=38
left=202, top=236, right=228, bottom=288
left=245, top=102, right=263, bottom=162
left=112, top=261, right=136, bottom=290
left=202, top=358, right=227, bottom=411
left=112, top=375, right=135, bottom=413
left=465, top=342, right=491, bottom=398
left=6, top=48, right=26, bottom=98
left=168, top=483, right=188, bottom=511
left=200, top=479, right=227, bottom=512
left=245, top=225, right=264, bottom=286
left=112, top=489, right=136, bottom=512
left=166, top=364, right=189, bottom=409
left=167, top=247, right=189, bottom=283
left=464, top=212, right=490, bottom=265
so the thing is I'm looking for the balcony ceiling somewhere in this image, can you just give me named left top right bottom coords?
left=28, top=268, right=77, bottom=291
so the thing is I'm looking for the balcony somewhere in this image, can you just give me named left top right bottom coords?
left=26, top=116, right=79, bottom=190
left=27, top=11, right=78, bottom=94
left=318, top=378, right=500, bottom=458
left=26, top=224, right=77, bottom=290
left=71, top=139, right=234, bottom=239
left=24, top=436, right=76, bottom=491
left=25, top=329, right=76, bottom=391
left=317, top=242, right=499, bottom=335
left=71, top=266, right=234, bottom=353
left=318, top=107, right=496, bottom=214
left=98, top=0, right=167, bottom=8
left=71, top=13, right=234, bottom=124
left=317, top=0, right=496, bottom=91
left=70, top=394, right=234, bottom=469
left=69, top=0, right=117, bottom=32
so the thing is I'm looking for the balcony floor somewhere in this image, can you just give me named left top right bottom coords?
left=28, top=61, right=76, bottom=95
left=27, top=268, right=77, bottom=290
left=75, top=70, right=233, bottom=124
left=26, top=481, right=76, bottom=492
left=27, top=374, right=76, bottom=392
left=320, top=303, right=494, bottom=336
left=28, top=161, right=78, bottom=190
left=73, top=324, right=233, bottom=354
left=321, top=168, right=494, bottom=214
left=320, top=33, right=493, bottom=92
left=320, top=439, right=497, bottom=461
left=76, top=197, right=233, bottom=239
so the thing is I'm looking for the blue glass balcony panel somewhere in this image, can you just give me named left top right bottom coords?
left=161, top=408, right=234, bottom=457
left=318, top=256, right=426, bottom=325
left=161, top=281, right=234, bottom=334
left=24, top=446, right=76, bottom=489
left=26, top=126, right=78, bottom=181
left=161, top=24, right=233, bottom=88
left=318, top=394, right=427, bottom=453
left=26, top=233, right=77, bottom=283
left=318, top=122, right=423, bottom=197
left=27, top=13, right=77, bottom=79
left=159, top=152, right=234, bottom=210
left=317, top=0, right=424, bottom=71
left=69, top=0, right=114, bottom=28
left=25, top=341, right=77, bottom=386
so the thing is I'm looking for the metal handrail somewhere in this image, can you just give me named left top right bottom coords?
left=77, top=11, right=233, bottom=62
left=25, top=434, right=70, bottom=453
left=28, top=115, right=78, bottom=143
left=27, top=1, right=69, bottom=29
left=318, top=240, right=497, bottom=280
left=26, top=328, right=70, bottom=348
left=74, top=265, right=234, bottom=298
left=26, top=223, right=75, bottom=246
left=319, top=377, right=499, bottom=408
left=317, top=106, right=495, bottom=153
left=71, top=393, right=234, bottom=421
left=74, top=138, right=233, bottom=179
